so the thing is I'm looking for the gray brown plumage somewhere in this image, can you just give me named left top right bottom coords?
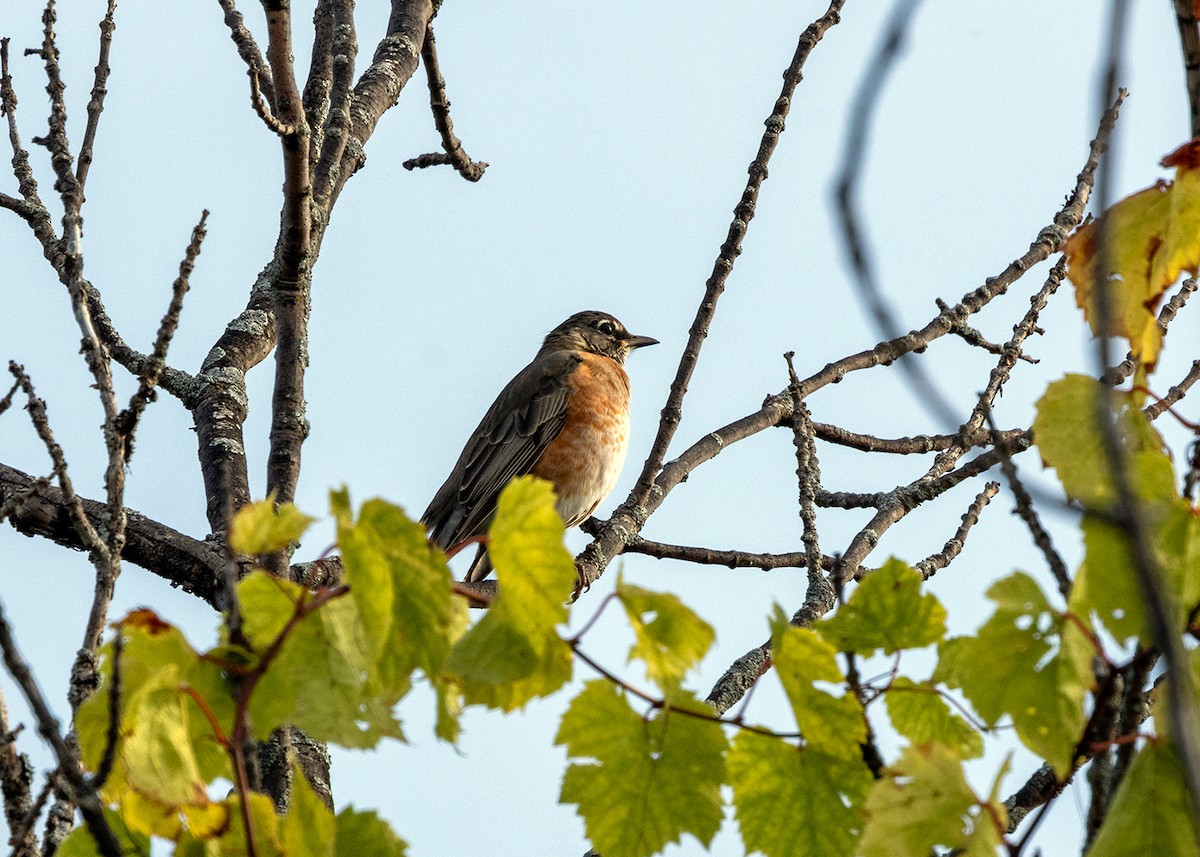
left=422, top=311, right=657, bottom=581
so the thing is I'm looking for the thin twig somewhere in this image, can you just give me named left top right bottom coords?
left=75, top=0, right=116, bottom=190
left=627, top=0, right=847, bottom=511
left=990, top=418, right=1071, bottom=599
left=912, top=481, right=1000, bottom=579
left=786, top=353, right=832, bottom=616
left=7, top=363, right=105, bottom=558
left=248, top=67, right=296, bottom=136
left=403, top=24, right=487, bottom=181
left=0, top=690, right=38, bottom=857
left=87, top=632, right=122, bottom=792
left=114, top=211, right=208, bottom=457
left=217, top=0, right=276, bottom=106
left=0, top=598, right=121, bottom=857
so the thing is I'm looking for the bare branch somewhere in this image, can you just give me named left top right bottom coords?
left=311, top=0, right=356, bottom=208
left=262, top=0, right=315, bottom=574
left=402, top=24, right=487, bottom=181
left=75, top=0, right=116, bottom=190
left=1174, top=0, right=1200, bottom=137
left=834, top=0, right=950, bottom=421
left=115, top=211, right=207, bottom=459
left=0, top=599, right=121, bottom=857
left=627, top=0, right=847, bottom=516
left=249, top=67, right=296, bottom=136
left=6, top=364, right=106, bottom=558
left=0, top=693, right=39, bottom=857
left=0, top=463, right=224, bottom=606
left=991, top=420, right=1071, bottom=598
left=912, top=481, right=1000, bottom=579
left=217, top=0, right=276, bottom=107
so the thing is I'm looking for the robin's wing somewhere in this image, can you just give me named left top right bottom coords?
left=421, top=351, right=579, bottom=550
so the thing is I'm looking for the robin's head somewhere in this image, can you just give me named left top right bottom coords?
left=541, top=311, right=659, bottom=363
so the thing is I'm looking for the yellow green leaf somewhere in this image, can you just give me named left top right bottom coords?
left=934, top=572, right=1093, bottom=774
left=1033, top=375, right=1176, bottom=511
left=446, top=477, right=576, bottom=710
left=238, top=572, right=403, bottom=747
left=1064, top=139, right=1200, bottom=367
left=1089, top=741, right=1200, bottom=857
left=281, top=765, right=336, bottom=857
left=770, top=607, right=866, bottom=760
left=55, top=809, right=150, bottom=857
left=860, top=743, right=999, bottom=857
left=557, top=680, right=727, bottom=857
left=885, top=677, right=983, bottom=759
left=229, top=494, right=316, bottom=556
left=728, top=731, right=871, bottom=857
left=817, top=557, right=947, bottom=654
left=335, top=808, right=409, bottom=857
left=616, top=573, right=715, bottom=692
left=332, top=490, right=466, bottom=738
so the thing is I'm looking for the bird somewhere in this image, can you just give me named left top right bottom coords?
left=422, top=310, right=658, bottom=582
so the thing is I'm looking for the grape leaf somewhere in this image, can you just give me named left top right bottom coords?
left=728, top=730, right=871, bottom=857
left=557, top=680, right=726, bottom=857
left=770, top=607, right=866, bottom=760
left=817, top=557, right=946, bottom=655
left=934, top=572, right=1093, bottom=774
left=239, top=572, right=403, bottom=748
left=229, top=494, right=315, bottom=555
left=860, top=742, right=998, bottom=857
left=1033, top=375, right=1177, bottom=510
left=446, top=477, right=576, bottom=710
left=1064, top=139, right=1200, bottom=367
left=616, top=573, right=715, bottom=692
left=332, top=489, right=466, bottom=738
left=335, top=807, right=409, bottom=857
left=1089, top=741, right=1200, bottom=857
left=885, top=677, right=983, bottom=759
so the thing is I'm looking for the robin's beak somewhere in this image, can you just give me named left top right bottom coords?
left=624, top=334, right=659, bottom=350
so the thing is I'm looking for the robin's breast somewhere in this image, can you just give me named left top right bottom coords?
left=532, top=352, right=631, bottom=527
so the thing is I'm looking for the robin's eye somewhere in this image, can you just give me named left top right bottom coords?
left=597, top=320, right=616, bottom=336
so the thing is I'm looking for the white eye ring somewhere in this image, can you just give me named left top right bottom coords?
left=597, top=320, right=615, bottom=336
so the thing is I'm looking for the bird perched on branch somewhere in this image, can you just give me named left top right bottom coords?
left=422, top=311, right=658, bottom=582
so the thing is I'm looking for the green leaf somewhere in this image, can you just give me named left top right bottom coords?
left=447, top=477, right=576, bottom=710
left=934, top=572, right=1093, bottom=774
left=557, top=680, right=727, bottom=857
left=238, top=572, right=403, bottom=748
left=76, top=610, right=235, bottom=838
left=728, top=731, right=871, bottom=857
left=616, top=573, right=715, bottom=692
left=1072, top=499, right=1200, bottom=646
left=229, top=494, right=316, bottom=555
left=885, top=677, right=983, bottom=759
left=770, top=608, right=866, bottom=760
left=860, top=743, right=997, bottom=857
left=1089, top=741, right=1200, bottom=857
left=281, top=765, right=336, bottom=857
left=335, top=808, right=409, bottom=857
left=183, top=793, right=284, bottom=856
left=333, top=490, right=466, bottom=735
left=56, top=809, right=150, bottom=857
left=1033, top=375, right=1177, bottom=510
left=817, top=557, right=947, bottom=655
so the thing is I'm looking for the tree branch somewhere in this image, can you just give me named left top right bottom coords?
left=402, top=24, right=487, bottom=181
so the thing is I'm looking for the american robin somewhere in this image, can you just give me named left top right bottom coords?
left=422, top=310, right=658, bottom=581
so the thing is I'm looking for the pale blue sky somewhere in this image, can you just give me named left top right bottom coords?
left=1, top=2, right=1194, bottom=855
